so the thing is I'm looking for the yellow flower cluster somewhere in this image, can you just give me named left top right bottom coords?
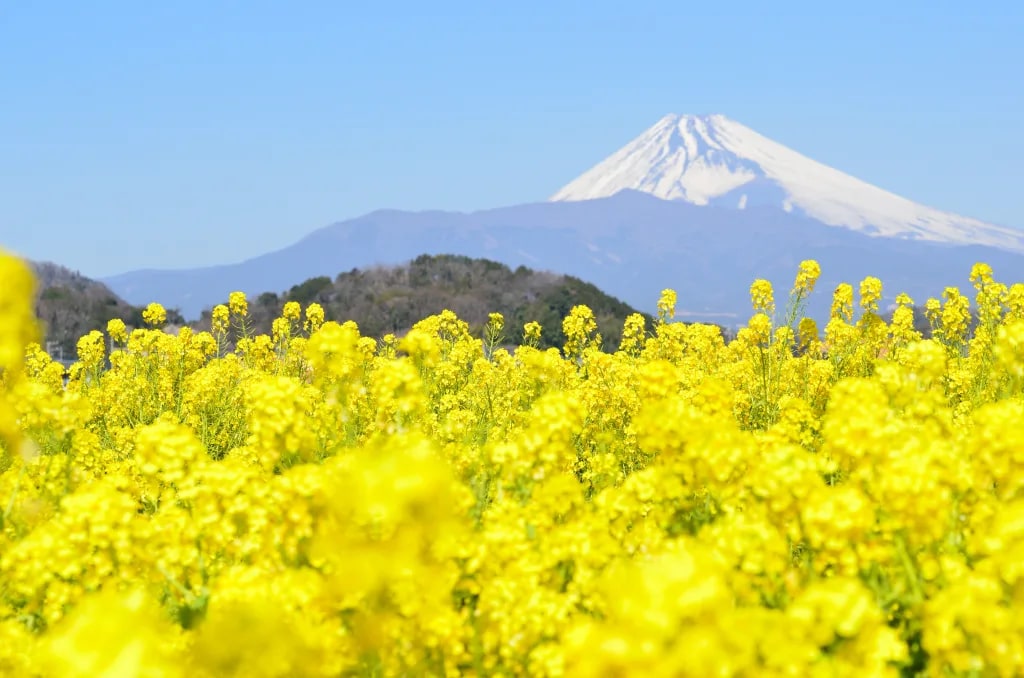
left=3, top=249, right=1024, bottom=676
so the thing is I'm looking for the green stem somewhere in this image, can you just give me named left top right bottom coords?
left=895, top=532, right=925, bottom=604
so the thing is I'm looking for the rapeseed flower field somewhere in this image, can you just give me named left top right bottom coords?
left=2, top=248, right=1024, bottom=676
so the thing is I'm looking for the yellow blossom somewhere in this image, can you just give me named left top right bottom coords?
left=228, top=291, right=248, bottom=317
left=750, top=279, right=775, bottom=314
left=0, top=259, right=1021, bottom=677
left=142, top=302, right=167, bottom=328
left=107, top=318, right=128, bottom=345
left=793, top=259, right=822, bottom=297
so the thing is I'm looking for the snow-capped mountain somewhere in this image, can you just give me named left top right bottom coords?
left=105, top=113, right=1024, bottom=323
left=105, top=191, right=1024, bottom=323
left=551, top=114, right=1024, bottom=253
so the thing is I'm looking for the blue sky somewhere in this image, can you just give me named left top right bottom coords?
left=2, top=1, right=1022, bottom=276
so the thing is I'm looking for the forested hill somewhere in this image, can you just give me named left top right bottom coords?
left=30, top=261, right=184, bottom=359
left=27, top=256, right=941, bottom=360
left=196, top=254, right=655, bottom=352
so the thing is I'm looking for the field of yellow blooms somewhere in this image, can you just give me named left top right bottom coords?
left=2, top=249, right=1024, bottom=677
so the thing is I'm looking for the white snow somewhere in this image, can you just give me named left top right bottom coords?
left=551, top=114, right=1024, bottom=252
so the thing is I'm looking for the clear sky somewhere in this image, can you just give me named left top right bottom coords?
left=2, top=1, right=1022, bottom=277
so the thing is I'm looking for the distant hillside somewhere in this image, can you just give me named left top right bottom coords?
left=104, top=191, right=1024, bottom=326
left=195, top=254, right=655, bottom=352
left=31, top=261, right=184, bottom=360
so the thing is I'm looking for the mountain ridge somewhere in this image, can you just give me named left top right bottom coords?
left=101, top=114, right=1024, bottom=322
left=551, top=113, right=1024, bottom=252
left=102, top=191, right=1024, bottom=324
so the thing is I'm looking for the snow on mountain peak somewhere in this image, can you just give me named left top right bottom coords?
left=551, top=113, right=1024, bottom=252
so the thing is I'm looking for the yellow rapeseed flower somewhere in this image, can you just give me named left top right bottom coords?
left=749, top=279, right=775, bottom=314
left=793, top=259, right=822, bottom=297
left=106, top=318, right=128, bottom=345
left=142, top=302, right=167, bottom=328
left=228, top=291, right=248, bottom=317
left=0, top=259, right=1022, bottom=677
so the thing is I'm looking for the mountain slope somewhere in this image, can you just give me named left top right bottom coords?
left=103, top=191, right=1024, bottom=324
left=551, top=114, right=1024, bottom=252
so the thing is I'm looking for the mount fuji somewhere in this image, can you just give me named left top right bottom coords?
left=103, top=114, right=1024, bottom=324
left=552, top=113, right=1024, bottom=253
